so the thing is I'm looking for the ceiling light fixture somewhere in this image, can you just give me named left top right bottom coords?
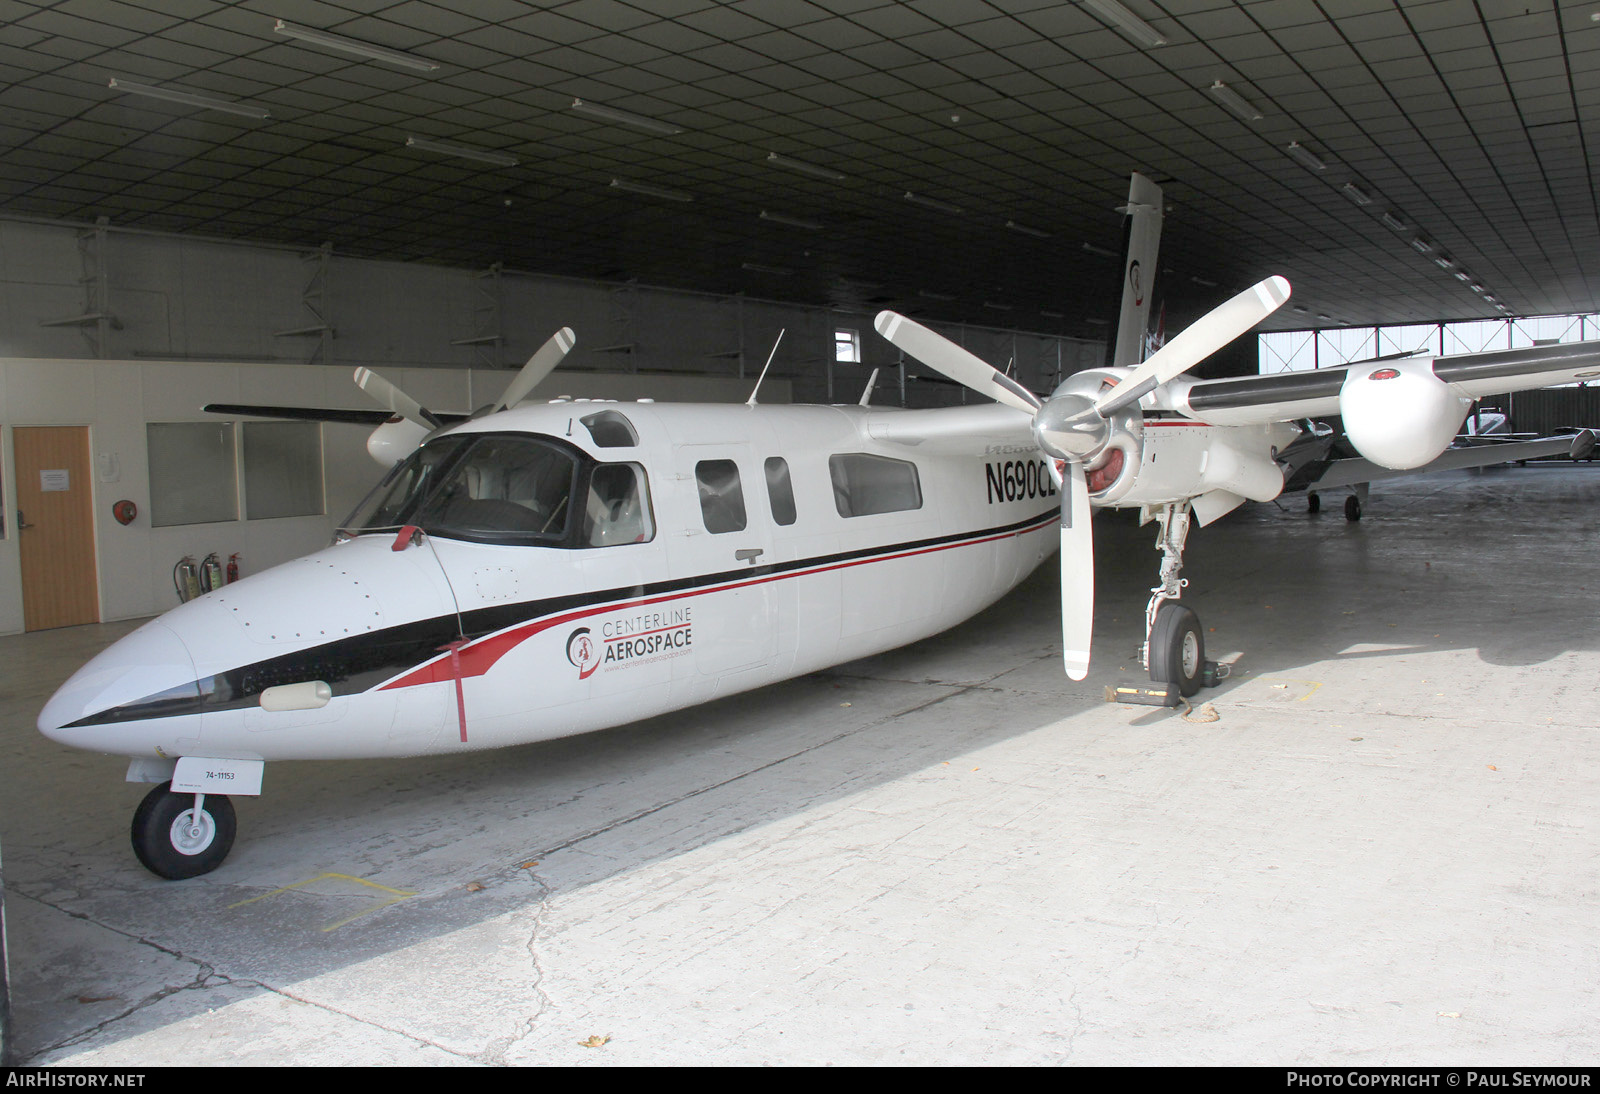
left=1081, top=0, right=1168, bottom=48
left=1409, top=237, right=1433, bottom=254
left=1381, top=212, right=1407, bottom=231
left=1284, top=141, right=1325, bottom=171
left=760, top=210, right=822, bottom=230
left=1433, top=255, right=1456, bottom=270
left=1005, top=220, right=1051, bottom=239
left=742, top=262, right=792, bottom=276
left=1341, top=181, right=1372, bottom=205
left=274, top=20, right=439, bottom=72
left=107, top=76, right=270, bottom=119
left=983, top=301, right=1013, bottom=311
left=404, top=136, right=517, bottom=167
left=904, top=191, right=962, bottom=214
left=1453, top=271, right=1472, bottom=282
left=918, top=289, right=955, bottom=301
left=766, top=152, right=846, bottom=181
left=1040, top=309, right=1064, bottom=318
left=1208, top=80, right=1262, bottom=122
left=609, top=178, right=692, bottom=202
left=1081, top=242, right=1117, bottom=257
left=571, top=98, right=681, bottom=136
left=1190, top=276, right=1218, bottom=287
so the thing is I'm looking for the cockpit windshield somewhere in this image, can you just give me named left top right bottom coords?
left=341, top=434, right=579, bottom=545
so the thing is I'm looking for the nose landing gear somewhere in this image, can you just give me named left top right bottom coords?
left=131, top=783, right=236, bottom=880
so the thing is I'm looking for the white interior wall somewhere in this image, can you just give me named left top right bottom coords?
left=0, top=357, right=780, bottom=636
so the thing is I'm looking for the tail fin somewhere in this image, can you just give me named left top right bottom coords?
left=1110, top=172, right=1164, bottom=368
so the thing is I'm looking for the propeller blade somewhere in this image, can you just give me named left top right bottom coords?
left=1060, top=461, right=1094, bottom=681
left=495, top=326, right=577, bottom=412
left=353, top=368, right=442, bottom=430
left=1094, top=275, right=1291, bottom=419
left=874, top=311, right=1042, bottom=415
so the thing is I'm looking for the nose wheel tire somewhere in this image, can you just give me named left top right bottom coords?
left=131, top=783, right=236, bottom=880
left=1149, top=603, right=1205, bottom=698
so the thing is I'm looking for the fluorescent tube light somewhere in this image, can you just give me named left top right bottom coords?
left=1409, top=237, right=1433, bottom=254
left=1454, top=271, right=1472, bottom=282
left=1005, top=220, right=1051, bottom=239
left=904, top=191, right=962, bottom=214
left=108, top=77, right=270, bottom=119
left=609, top=178, right=692, bottom=202
left=1208, top=81, right=1262, bottom=122
left=571, top=98, right=681, bottom=136
left=1381, top=212, right=1407, bottom=231
left=983, top=301, right=1013, bottom=311
left=918, top=290, right=955, bottom=301
left=1433, top=255, right=1456, bottom=270
left=760, top=210, right=822, bottom=230
left=274, top=20, right=438, bottom=72
left=1081, top=0, right=1167, bottom=47
left=404, top=136, right=517, bottom=167
left=766, top=152, right=846, bottom=181
left=1039, top=310, right=1064, bottom=318
left=1081, top=242, right=1118, bottom=257
left=1190, top=276, right=1218, bottom=287
left=742, top=262, right=792, bottom=276
left=1341, top=181, right=1372, bottom=205
left=1284, top=141, right=1325, bottom=171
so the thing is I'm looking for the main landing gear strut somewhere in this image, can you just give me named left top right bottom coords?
left=1136, top=501, right=1226, bottom=703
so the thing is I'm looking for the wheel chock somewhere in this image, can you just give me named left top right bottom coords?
left=1104, top=682, right=1179, bottom=707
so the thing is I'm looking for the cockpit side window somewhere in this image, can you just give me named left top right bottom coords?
left=584, top=462, right=655, bottom=546
left=341, top=434, right=579, bottom=545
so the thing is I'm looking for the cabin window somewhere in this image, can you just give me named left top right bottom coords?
left=695, top=459, right=747, bottom=534
left=829, top=453, right=923, bottom=517
left=580, top=409, right=638, bottom=448
left=584, top=463, right=654, bottom=546
left=764, top=457, right=797, bottom=526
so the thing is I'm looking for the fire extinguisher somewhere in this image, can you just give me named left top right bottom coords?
left=227, top=553, right=240, bottom=584
left=173, top=557, right=201, bottom=603
left=200, top=553, right=224, bottom=593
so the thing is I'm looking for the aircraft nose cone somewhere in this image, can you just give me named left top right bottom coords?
left=38, top=620, right=198, bottom=745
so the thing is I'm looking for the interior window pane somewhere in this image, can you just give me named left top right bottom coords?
left=695, top=459, right=746, bottom=533
left=243, top=421, right=324, bottom=520
left=147, top=422, right=238, bottom=528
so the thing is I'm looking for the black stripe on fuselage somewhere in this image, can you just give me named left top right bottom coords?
left=65, top=508, right=1057, bottom=728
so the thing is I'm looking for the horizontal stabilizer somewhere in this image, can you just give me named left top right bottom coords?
left=1310, top=429, right=1595, bottom=490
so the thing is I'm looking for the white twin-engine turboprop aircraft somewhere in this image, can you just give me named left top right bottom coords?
left=38, top=173, right=1600, bottom=879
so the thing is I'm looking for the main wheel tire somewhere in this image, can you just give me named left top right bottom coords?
left=131, top=783, right=236, bottom=880
left=1149, top=603, right=1205, bottom=698
left=1345, top=494, right=1362, bottom=521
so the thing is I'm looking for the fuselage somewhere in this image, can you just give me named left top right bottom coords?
left=39, top=400, right=1060, bottom=764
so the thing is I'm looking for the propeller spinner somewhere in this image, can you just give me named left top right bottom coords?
left=874, top=276, right=1290, bottom=680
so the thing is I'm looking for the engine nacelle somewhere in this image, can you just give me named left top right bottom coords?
left=1339, top=361, right=1469, bottom=470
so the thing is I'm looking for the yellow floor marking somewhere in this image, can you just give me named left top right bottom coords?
left=229, top=872, right=418, bottom=931
left=1258, top=678, right=1324, bottom=702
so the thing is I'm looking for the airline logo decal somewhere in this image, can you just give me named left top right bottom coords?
left=568, top=607, right=693, bottom=678
left=1127, top=259, right=1144, bottom=307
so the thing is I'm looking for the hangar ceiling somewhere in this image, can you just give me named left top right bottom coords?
left=2, top=0, right=1597, bottom=339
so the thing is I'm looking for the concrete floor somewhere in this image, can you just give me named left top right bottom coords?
left=2, top=465, right=1597, bottom=1066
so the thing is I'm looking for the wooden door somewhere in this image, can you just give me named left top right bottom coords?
left=15, top=426, right=99, bottom=630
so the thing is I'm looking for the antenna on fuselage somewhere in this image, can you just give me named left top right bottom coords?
left=745, top=328, right=786, bottom=406
left=858, top=367, right=879, bottom=406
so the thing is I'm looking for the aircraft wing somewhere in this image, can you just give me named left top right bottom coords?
left=203, top=403, right=470, bottom=425
left=863, top=403, right=1037, bottom=454
left=1160, top=341, right=1600, bottom=426
left=1306, top=429, right=1596, bottom=490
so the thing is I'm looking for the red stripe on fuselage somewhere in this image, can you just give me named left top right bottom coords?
left=377, top=513, right=1056, bottom=691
